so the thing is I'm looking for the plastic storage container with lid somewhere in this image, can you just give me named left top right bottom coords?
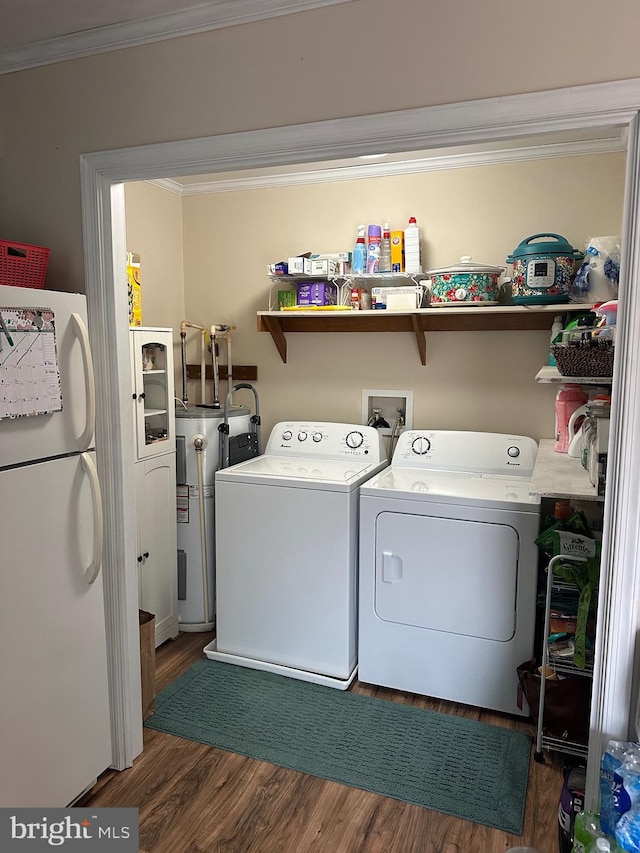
left=507, top=233, right=583, bottom=304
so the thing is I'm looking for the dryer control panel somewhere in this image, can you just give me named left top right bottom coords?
left=266, top=421, right=387, bottom=463
left=391, top=430, right=537, bottom=477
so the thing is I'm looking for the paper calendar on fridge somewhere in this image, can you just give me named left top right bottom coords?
left=0, top=306, right=62, bottom=419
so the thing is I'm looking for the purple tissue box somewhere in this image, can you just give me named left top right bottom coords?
left=296, top=281, right=336, bottom=306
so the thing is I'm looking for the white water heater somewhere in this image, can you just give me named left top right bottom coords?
left=175, top=406, right=250, bottom=631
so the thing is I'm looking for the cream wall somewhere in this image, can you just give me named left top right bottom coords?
left=133, top=150, right=624, bottom=441
left=0, top=0, right=639, bottom=293
left=123, top=181, right=185, bottom=389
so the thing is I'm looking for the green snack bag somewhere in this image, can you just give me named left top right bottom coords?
left=535, top=510, right=593, bottom=556
left=535, top=518, right=566, bottom=554
left=553, top=557, right=600, bottom=669
left=566, top=510, right=593, bottom=538
left=572, top=810, right=605, bottom=852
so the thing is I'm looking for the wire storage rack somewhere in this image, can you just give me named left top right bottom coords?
left=534, top=554, right=595, bottom=762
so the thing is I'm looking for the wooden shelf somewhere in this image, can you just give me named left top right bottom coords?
left=529, top=438, right=603, bottom=502
left=257, top=304, right=594, bottom=364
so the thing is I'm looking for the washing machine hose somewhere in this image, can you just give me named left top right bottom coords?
left=193, top=435, right=210, bottom=626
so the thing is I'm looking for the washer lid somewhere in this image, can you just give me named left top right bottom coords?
left=360, top=466, right=540, bottom=510
left=215, top=454, right=386, bottom=490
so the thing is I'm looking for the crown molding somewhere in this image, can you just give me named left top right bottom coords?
left=146, top=133, right=627, bottom=196
left=0, top=0, right=354, bottom=75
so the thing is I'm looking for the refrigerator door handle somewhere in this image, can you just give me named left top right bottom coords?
left=81, top=452, right=104, bottom=585
left=71, top=312, right=96, bottom=451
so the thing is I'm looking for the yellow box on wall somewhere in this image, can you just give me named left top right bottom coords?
left=126, top=251, right=142, bottom=327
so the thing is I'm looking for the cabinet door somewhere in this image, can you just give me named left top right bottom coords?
left=136, top=454, right=179, bottom=647
left=130, top=328, right=176, bottom=460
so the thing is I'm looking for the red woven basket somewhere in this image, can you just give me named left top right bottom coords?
left=0, top=240, right=50, bottom=289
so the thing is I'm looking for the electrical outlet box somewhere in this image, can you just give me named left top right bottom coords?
left=362, top=389, right=414, bottom=438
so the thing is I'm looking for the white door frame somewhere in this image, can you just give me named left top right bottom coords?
left=81, top=77, right=640, bottom=806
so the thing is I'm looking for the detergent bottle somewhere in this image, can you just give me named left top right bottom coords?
left=404, top=217, right=422, bottom=274
left=555, top=385, right=588, bottom=454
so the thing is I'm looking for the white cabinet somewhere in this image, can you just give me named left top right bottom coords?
left=130, top=327, right=178, bottom=647
left=130, top=327, right=175, bottom=460
left=135, top=449, right=179, bottom=647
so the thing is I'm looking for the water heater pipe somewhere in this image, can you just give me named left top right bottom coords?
left=209, top=324, right=235, bottom=407
left=179, top=331, right=188, bottom=404
left=192, top=434, right=210, bottom=626
left=226, top=331, right=233, bottom=391
left=179, top=321, right=208, bottom=405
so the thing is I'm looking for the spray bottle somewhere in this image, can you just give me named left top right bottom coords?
left=367, top=224, right=382, bottom=274
left=353, top=225, right=367, bottom=274
left=379, top=223, right=392, bottom=273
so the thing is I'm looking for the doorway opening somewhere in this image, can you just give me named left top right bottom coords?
left=81, top=78, right=640, bottom=807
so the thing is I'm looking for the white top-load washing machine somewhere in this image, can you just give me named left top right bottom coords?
left=205, top=421, right=387, bottom=688
left=358, top=430, right=541, bottom=716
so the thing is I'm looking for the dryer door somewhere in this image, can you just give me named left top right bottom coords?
left=374, top=511, right=519, bottom=641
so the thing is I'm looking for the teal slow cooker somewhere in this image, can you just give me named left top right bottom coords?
left=507, top=233, right=583, bottom=305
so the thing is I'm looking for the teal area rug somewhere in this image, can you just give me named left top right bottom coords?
left=145, top=659, right=531, bottom=834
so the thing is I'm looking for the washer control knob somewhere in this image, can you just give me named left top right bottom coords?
left=507, top=446, right=520, bottom=458
left=312, top=432, right=323, bottom=442
left=282, top=430, right=292, bottom=441
left=298, top=431, right=307, bottom=442
left=412, top=436, right=431, bottom=455
left=345, top=431, right=364, bottom=449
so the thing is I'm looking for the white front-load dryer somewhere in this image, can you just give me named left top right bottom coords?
left=206, top=421, right=387, bottom=689
left=358, top=430, right=541, bottom=716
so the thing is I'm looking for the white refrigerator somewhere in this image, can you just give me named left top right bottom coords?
left=0, top=285, right=112, bottom=807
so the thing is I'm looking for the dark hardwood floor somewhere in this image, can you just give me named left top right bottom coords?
left=79, top=632, right=564, bottom=852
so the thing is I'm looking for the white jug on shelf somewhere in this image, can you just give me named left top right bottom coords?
left=567, top=404, right=590, bottom=458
